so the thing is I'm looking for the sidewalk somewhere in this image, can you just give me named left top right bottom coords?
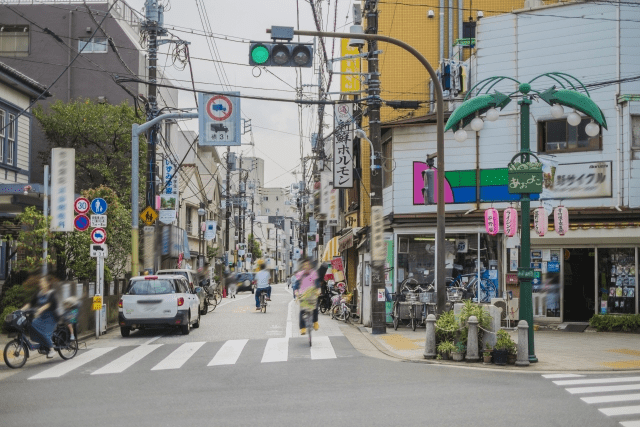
left=349, top=323, right=640, bottom=372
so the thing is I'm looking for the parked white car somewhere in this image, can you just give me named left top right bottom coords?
left=118, top=275, right=201, bottom=337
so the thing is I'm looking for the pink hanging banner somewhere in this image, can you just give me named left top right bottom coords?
left=534, top=206, right=548, bottom=237
left=554, top=206, right=569, bottom=236
left=503, top=207, right=518, bottom=237
left=484, top=208, right=499, bottom=235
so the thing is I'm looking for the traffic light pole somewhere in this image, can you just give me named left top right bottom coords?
left=267, top=28, right=445, bottom=325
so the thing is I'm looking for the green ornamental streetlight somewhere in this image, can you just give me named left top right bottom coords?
left=444, top=72, right=607, bottom=362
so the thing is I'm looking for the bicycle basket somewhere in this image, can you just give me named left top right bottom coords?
left=4, top=311, right=27, bottom=332
left=419, top=292, right=435, bottom=304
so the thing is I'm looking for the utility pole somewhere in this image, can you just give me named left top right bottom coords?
left=365, top=0, right=386, bottom=334
left=250, top=194, right=255, bottom=260
left=225, top=146, right=231, bottom=271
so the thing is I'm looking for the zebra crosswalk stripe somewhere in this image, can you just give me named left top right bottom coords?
left=599, top=405, right=640, bottom=417
left=29, top=347, right=115, bottom=380
left=92, top=344, right=162, bottom=375
left=310, top=336, right=337, bottom=360
left=566, top=384, right=640, bottom=395
left=554, top=376, right=640, bottom=386
left=621, top=421, right=640, bottom=427
left=151, top=342, right=205, bottom=371
left=541, top=374, right=585, bottom=379
left=208, top=339, right=248, bottom=366
left=261, top=338, right=288, bottom=363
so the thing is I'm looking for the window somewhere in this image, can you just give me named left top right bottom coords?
left=186, top=207, right=194, bottom=234
left=632, top=116, right=640, bottom=150
left=538, top=118, right=601, bottom=153
left=265, top=208, right=270, bottom=214
left=263, top=196, right=268, bottom=201
left=462, top=21, right=476, bottom=39
left=7, top=113, right=14, bottom=165
left=275, top=196, right=279, bottom=201
left=78, top=37, right=107, bottom=53
left=0, top=25, right=29, bottom=57
left=382, top=137, right=393, bottom=188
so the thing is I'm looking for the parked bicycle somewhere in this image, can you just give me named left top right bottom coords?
left=391, top=279, right=430, bottom=331
left=448, top=272, right=498, bottom=303
left=202, top=279, right=222, bottom=312
left=3, top=309, right=78, bottom=369
left=330, top=291, right=351, bottom=323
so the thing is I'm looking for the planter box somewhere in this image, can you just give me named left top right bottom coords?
left=507, top=354, right=517, bottom=365
left=493, top=349, right=508, bottom=366
left=452, top=351, right=465, bottom=362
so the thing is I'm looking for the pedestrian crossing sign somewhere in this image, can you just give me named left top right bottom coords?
left=92, top=295, right=102, bottom=311
left=140, top=206, right=158, bottom=226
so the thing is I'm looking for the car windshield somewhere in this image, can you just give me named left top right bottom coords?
left=127, top=280, right=176, bottom=295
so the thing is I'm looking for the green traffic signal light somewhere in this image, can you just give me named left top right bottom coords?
left=250, top=44, right=270, bottom=65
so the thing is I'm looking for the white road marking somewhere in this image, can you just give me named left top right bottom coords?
left=208, top=339, right=248, bottom=366
left=599, top=405, right=640, bottom=417
left=261, top=338, right=288, bottom=363
left=29, top=347, right=115, bottom=380
left=151, top=342, right=205, bottom=370
left=92, top=344, right=161, bottom=375
left=581, top=393, right=640, bottom=404
left=567, top=384, right=640, bottom=395
left=621, top=421, right=640, bottom=427
left=215, top=294, right=252, bottom=309
left=143, top=334, right=165, bottom=345
left=542, top=374, right=585, bottom=379
left=310, top=336, right=337, bottom=360
left=554, top=376, right=640, bottom=386
left=286, top=297, right=295, bottom=338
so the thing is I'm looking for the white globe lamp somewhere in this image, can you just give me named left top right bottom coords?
left=550, top=104, right=564, bottom=119
left=567, top=110, right=582, bottom=127
left=585, top=121, right=600, bottom=137
left=485, top=108, right=499, bottom=122
left=470, top=117, right=484, bottom=131
left=454, top=129, right=468, bottom=143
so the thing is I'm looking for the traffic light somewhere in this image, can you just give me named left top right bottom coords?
left=249, top=42, right=314, bottom=67
left=422, top=168, right=435, bottom=205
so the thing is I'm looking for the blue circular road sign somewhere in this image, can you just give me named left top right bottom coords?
left=74, top=214, right=90, bottom=232
left=91, top=198, right=108, bottom=214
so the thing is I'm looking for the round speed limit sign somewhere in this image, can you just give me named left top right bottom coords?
left=74, top=197, right=90, bottom=214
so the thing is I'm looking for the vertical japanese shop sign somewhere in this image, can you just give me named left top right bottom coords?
left=340, top=39, right=361, bottom=92
left=333, top=104, right=354, bottom=188
left=50, top=148, right=75, bottom=231
left=164, top=159, right=179, bottom=198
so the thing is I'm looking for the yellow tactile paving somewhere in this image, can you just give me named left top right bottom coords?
left=378, top=334, right=422, bottom=351
left=607, top=349, right=640, bottom=357
left=602, top=360, right=640, bottom=369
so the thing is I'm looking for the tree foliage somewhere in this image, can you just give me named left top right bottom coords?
left=248, top=234, right=262, bottom=259
left=9, top=206, right=60, bottom=271
left=55, top=186, right=131, bottom=280
left=34, top=99, right=145, bottom=202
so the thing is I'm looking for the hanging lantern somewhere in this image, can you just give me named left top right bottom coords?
left=503, top=207, right=518, bottom=237
left=485, top=208, right=499, bottom=235
left=554, top=206, right=569, bottom=236
left=534, top=206, right=548, bottom=237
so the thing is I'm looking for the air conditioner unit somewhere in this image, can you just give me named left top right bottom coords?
left=491, top=297, right=519, bottom=323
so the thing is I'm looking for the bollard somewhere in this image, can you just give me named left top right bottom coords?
left=423, top=314, right=437, bottom=359
left=516, top=320, right=530, bottom=367
left=466, top=315, right=479, bottom=362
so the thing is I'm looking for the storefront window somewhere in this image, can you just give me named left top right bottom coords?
left=396, top=233, right=502, bottom=302
left=533, top=249, right=561, bottom=318
left=598, top=249, right=636, bottom=315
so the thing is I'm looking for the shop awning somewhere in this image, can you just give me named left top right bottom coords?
left=322, top=236, right=340, bottom=262
left=338, top=227, right=361, bottom=252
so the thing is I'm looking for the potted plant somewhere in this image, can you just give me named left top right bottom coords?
left=507, top=344, right=518, bottom=365
left=483, top=343, right=493, bottom=364
left=437, top=340, right=455, bottom=360
left=493, top=330, right=516, bottom=366
left=451, top=342, right=466, bottom=361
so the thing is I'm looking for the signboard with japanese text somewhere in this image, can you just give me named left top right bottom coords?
left=163, top=159, right=179, bottom=198
left=333, top=104, right=354, bottom=188
left=90, top=215, right=107, bottom=228
left=198, top=92, right=241, bottom=146
left=328, top=183, right=339, bottom=226
left=159, top=194, right=178, bottom=224
left=340, top=39, right=361, bottom=93
left=50, top=148, right=75, bottom=231
left=540, top=160, right=612, bottom=199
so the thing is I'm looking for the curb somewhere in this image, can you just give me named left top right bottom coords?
left=347, top=323, right=640, bottom=374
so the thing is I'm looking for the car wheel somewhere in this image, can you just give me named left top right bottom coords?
left=181, top=312, right=191, bottom=335
left=200, top=301, right=208, bottom=315
left=120, top=326, right=131, bottom=337
left=193, top=311, right=200, bottom=328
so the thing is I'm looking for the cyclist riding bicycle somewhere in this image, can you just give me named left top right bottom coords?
left=294, top=257, right=320, bottom=335
left=254, top=259, right=271, bottom=310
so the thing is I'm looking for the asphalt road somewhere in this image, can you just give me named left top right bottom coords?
left=0, top=283, right=636, bottom=427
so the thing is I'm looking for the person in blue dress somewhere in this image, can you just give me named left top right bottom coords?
left=22, top=276, right=59, bottom=359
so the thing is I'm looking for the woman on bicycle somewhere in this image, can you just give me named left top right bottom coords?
left=254, top=259, right=271, bottom=310
left=21, top=275, right=59, bottom=359
left=294, top=258, right=320, bottom=335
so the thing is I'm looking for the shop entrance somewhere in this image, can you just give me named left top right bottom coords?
left=563, top=248, right=595, bottom=322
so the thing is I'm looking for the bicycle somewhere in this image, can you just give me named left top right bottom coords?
left=3, top=309, right=78, bottom=369
left=330, top=295, right=351, bottom=322
left=204, top=281, right=222, bottom=312
left=259, top=291, right=268, bottom=313
left=449, top=273, right=497, bottom=303
left=301, top=308, right=314, bottom=347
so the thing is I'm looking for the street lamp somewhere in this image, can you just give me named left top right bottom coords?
left=444, top=72, right=607, bottom=363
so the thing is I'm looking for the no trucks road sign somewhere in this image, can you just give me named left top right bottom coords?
left=198, top=92, right=241, bottom=147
